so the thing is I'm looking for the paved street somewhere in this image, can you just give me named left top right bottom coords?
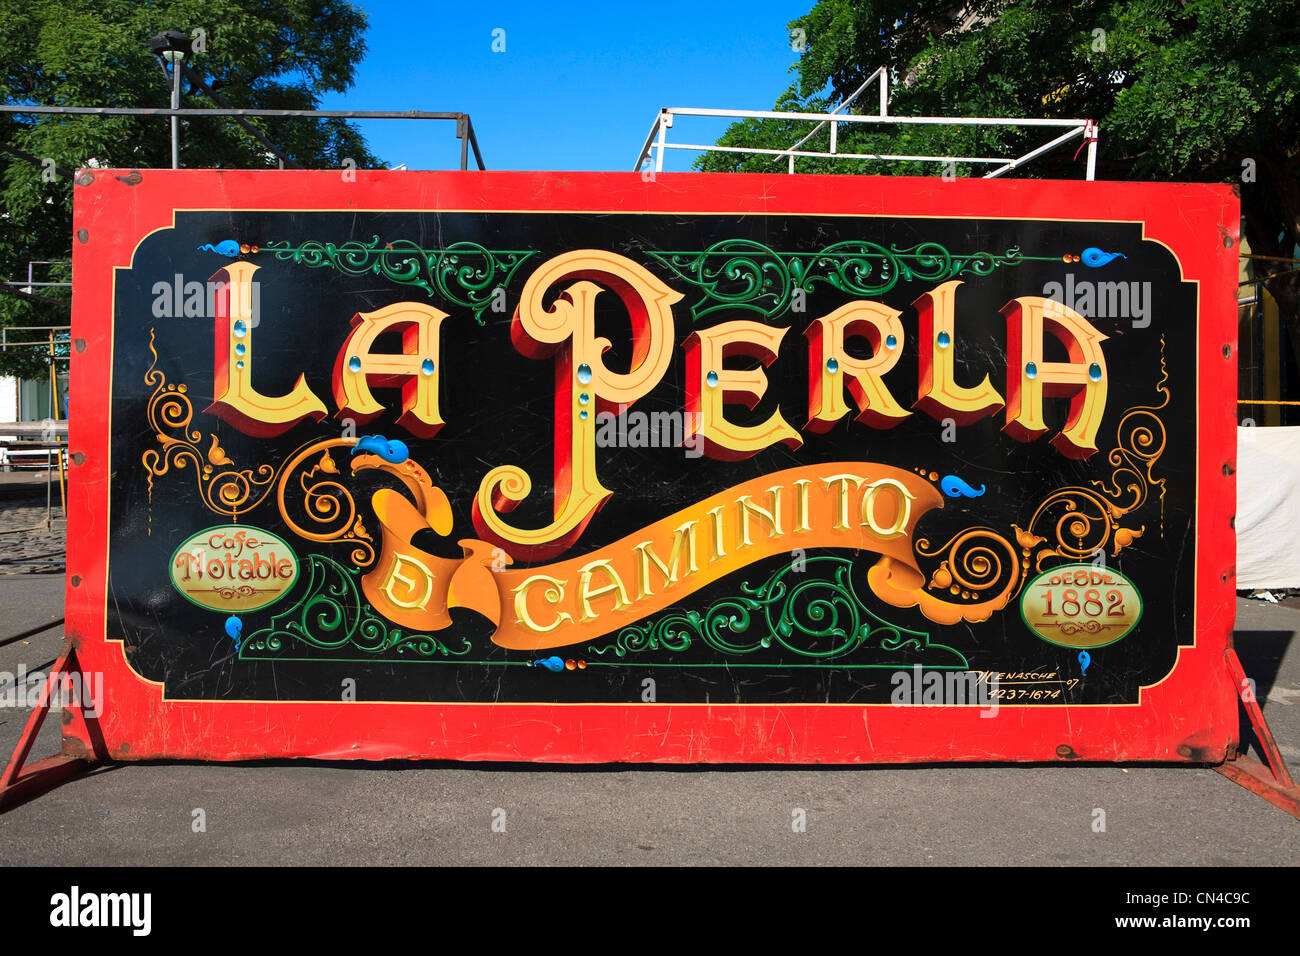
left=0, top=472, right=66, bottom=571
left=0, top=552, right=1295, bottom=863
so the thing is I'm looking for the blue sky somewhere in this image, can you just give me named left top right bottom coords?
left=318, top=0, right=814, bottom=172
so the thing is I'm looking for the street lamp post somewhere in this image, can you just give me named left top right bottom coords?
left=147, top=31, right=194, bottom=169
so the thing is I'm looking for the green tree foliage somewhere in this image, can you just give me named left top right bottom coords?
left=698, top=0, right=1300, bottom=359
left=0, top=0, right=378, bottom=377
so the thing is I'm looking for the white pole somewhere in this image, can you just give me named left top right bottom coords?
left=654, top=111, right=667, bottom=173
left=668, top=107, right=1083, bottom=126
left=662, top=141, right=1007, bottom=163
left=1086, top=122, right=1098, bottom=181
left=879, top=70, right=888, bottom=117
left=983, top=125, right=1085, bottom=179
left=771, top=68, right=881, bottom=163
left=633, top=114, right=662, bottom=171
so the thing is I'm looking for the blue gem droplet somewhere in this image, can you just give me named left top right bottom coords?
left=232, top=319, right=247, bottom=338
left=826, top=358, right=839, bottom=374
left=234, top=343, right=246, bottom=357
left=706, top=370, right=719, bottom=388
left=1088, top=362, right=1102, bottom=382
left=1025, top=361, right=1038, bottom=379
left=235, top=360, right=244, bottom=370
left=579, top=409, right=589, bottom=420
left=348, top=355, right=361, bottom=373
left=579, top=393, right=590, bottom=405
left=421, top=358, right=435, bottom=376
left=936, top=331, right=951, bottom=349
left=576, top=363, right=593, bottom=385
left=885, top=334, right=898, bottom=350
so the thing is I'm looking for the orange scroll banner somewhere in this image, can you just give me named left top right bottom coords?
left=356, top=462, right=1004, bottom=652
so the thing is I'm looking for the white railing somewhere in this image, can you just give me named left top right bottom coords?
left=633, top=68, right=1098, bottom=180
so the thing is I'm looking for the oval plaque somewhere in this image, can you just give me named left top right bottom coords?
left=1019, top=563, right=1143, bottom=649
left=169, top=525, right=299, bottom=613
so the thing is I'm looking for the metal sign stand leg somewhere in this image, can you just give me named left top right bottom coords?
left=0, top=643, right=105, bottom=812
left=1214, top=647, right=1300, bottom=817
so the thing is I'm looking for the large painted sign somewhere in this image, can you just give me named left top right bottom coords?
left=66, top=170, right=1238, bottom=763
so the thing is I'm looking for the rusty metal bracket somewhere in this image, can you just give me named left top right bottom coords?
left=1214, top=647, right=1300, bottom=818
left=0, top=643, right=105, bottom=812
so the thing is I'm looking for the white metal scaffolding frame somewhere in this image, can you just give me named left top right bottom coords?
left=633, top=67, right=1098, bottom=180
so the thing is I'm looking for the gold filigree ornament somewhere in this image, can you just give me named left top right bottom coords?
left=1027, top=341, right=1169, bottom=570
left=142, top=331, right=279, bottom=519
left=914, top=341, right=1170, bottom=617
left=141, top=330, right=375, bottom=565
left=275, top=441, right=376, bottom=567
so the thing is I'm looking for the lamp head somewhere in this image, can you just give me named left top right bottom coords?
left=147, top=30, right=193, bottom=62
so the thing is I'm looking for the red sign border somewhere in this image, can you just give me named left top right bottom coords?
left=68, top=170, right=1239, bottom=764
